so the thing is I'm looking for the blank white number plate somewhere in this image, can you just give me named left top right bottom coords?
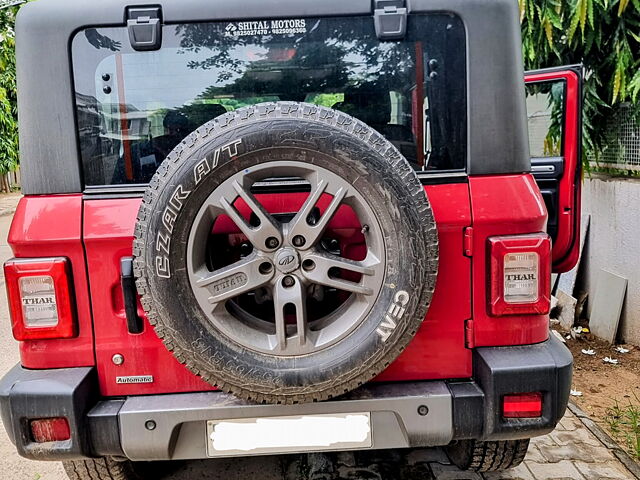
left=206, top=412, right=372, bottom=457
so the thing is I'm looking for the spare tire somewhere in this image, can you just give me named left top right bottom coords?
left=133, top=102, right=438, bottom=404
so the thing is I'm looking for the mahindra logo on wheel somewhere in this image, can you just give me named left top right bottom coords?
left=274, top=248, right=299, bottom=273
left=279, top=255, right=295, bottom=266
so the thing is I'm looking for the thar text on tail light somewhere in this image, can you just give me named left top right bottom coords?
left=488, top=234, right=551, bottom=316
left=3, top=257, right=77, bottom=340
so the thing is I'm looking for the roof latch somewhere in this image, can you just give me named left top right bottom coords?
left=373, top=0, right=407, bottom=41
left=127, top=6, right=162, bottom=51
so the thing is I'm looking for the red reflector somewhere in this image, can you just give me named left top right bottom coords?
left=503, top=392, right=543, bottom=418
left=30, top=417, right=71, bottom=443
left=4, top=257, right=77, bottom=340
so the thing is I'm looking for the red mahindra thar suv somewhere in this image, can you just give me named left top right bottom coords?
left=0, top=0, right=583, bottom=478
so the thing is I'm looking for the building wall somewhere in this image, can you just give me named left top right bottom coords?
left=580, top=174, right=640, bottom=345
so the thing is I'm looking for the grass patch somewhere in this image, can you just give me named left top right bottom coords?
left=606, top=393, right=640, bottom=460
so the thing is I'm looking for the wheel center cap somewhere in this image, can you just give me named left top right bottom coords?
left=274, top=247, right=300, bottom=274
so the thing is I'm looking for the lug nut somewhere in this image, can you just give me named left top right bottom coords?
left=282, top=276, right=296, bottom=288
left=292, top=235, right=306, bottom=247
left=240, top=243, right=253, bottom=257
left=302, top=259, right=316, bottom=271
left=266, top=237, right=280, bottom=249
left=259, top=262, right=273, bottom=275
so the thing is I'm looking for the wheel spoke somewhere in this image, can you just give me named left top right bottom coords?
left=187, top=161, right=387, bottom=357
left=301, top=252, right=378, bottom=296
left=288, top=179, right=347, bottom=249
left=273, top=277, right=307, bottom=350
left=219, top=180, right=282, bottom=251
left=195, top=255, right=274, bottom=305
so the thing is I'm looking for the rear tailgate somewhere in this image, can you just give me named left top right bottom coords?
left=83, top=183, right=472, bottom=396
left=83, top=198, right=213, bottom=395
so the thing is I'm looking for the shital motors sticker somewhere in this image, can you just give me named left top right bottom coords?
left=225, top=19, right=307, bottom=37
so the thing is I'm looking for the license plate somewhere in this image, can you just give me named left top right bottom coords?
left=206, top=412, right=372, bottom=457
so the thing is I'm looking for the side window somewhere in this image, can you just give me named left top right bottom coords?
left=525, top=81, right=565, bottom=158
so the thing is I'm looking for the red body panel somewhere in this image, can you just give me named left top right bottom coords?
left=82, top=182, right=472, bottom=396
left=8, top=196, right=94, bottom=368
left=377, top=183, right=472, bottom=381
left=83, top=199, right=213, bottom=396
left=469, top=174, right=550, bottom=347
left=9, top=175, right=553, bottom=390
left=525, top=70, right=582, bottom=273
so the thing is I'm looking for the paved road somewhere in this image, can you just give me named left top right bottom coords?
left=0, top=201, right=636, bottom=480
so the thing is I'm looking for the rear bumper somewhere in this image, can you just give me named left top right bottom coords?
left=0, top=336, right=572, bottom=461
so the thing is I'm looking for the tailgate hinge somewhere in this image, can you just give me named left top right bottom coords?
left=373, top=0, right=407, bottom=40
left=465, top=319, right=475, bottom=348
left=463, top=226, right=473, bottom=257
left=127, top=6, right=162, bottom=51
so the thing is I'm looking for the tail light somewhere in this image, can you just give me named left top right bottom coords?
left=488, top=234, right=551, bottom=316
left=503, top=392, right=543, bottom=418
left=29, top=417, right=71, bottom=442
left=4, top=257, right=77, bottom=340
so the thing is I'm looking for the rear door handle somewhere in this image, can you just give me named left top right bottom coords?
left=531, top=165, right=555, bottom=173
left=120, top=257, right=144, bottom=334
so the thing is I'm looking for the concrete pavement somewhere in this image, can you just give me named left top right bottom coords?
left=0, top=195, right=636, bottom=479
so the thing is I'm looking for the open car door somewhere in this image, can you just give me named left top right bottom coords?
left=525, top=65, right=583, bottom=273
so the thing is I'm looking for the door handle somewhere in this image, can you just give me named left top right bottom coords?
left=120, top=257, right=144, bottom=334
left=531, top=165, right=556, bottom=173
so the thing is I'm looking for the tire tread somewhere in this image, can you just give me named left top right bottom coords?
left=63, top=458, right=137, bottom=480
left=446, top=439, right=530, bottom=472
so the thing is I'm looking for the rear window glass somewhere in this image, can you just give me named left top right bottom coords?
left=72, top=14, right=466, bottom=187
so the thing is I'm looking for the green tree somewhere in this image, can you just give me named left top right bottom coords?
left=520, top=0, right=640, bottom=161
left=0, top=2, right=21, bottom=191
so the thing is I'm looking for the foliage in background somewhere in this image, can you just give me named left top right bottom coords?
left=0, top=1, right=636, bottom=177
left=0, top=2, right=21, bottom=189
left=520, top=0, right=640, bottom=164
left=0, top=3, right=19, bottom=178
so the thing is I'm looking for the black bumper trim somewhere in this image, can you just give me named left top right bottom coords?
left=471, top=335, right=573, bottom=440
left=448, top=381, right=484, bottom=440
left=87, top=399, right=125, bottom=457
left=0, top=364, right=96, bottom=460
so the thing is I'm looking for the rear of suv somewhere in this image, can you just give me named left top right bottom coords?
left=0, top=0, right=582, bottom=477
